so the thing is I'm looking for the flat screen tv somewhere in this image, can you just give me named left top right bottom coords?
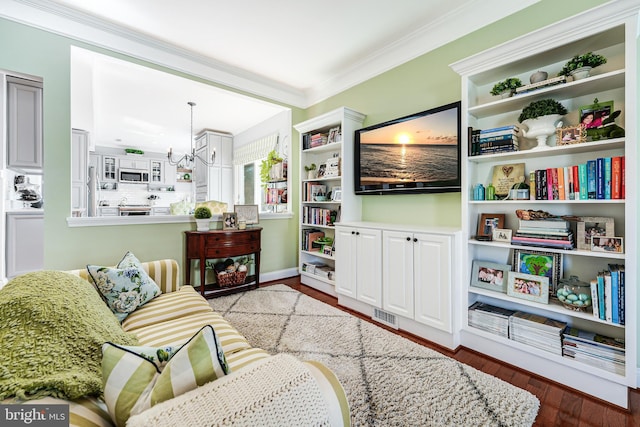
left=354, top=101, right=461, bottom=195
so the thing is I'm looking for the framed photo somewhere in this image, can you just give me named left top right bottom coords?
left=492, top=163, right=525, bottom=198
left=327, top=127, right=341, bottom=144
left=577, top=216, right=614, bottom=251
left=476, top=213, right=505, bottom=240
left=222, top=212, right=238, bottom=230
left=234, top=204, right=259, bottom=225
left=579, top=100, right=613, bottom=130
left=317, top=163, right=327, bottom=178
left=470, top=260, right=510, bottom=293
left=507, top=272, right=549, bottom=304
left=512, top=249, right=562, bottom=295
left=556, top=125, right=585, bottom=145
left=331, top=186, right=342, bottom=201
left=591, top=236, right=624, bottom=253
left=492, top=228, right=512, bottom=243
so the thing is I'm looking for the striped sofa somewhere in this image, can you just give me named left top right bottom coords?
left=16, top=259, right=349, bottom=426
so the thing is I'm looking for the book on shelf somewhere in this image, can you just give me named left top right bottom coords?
left=480, top=124, right=519, bottom=134
left=621, top=156, right=625, bottom=198
left=604, top=157, right=611, bottom=200
left=611, top=156, right=622, bottom=199
left=578, top=163, right=588, bottom=200
left=517, top=218, right=569, bottom=230
left=478, top=144, right=518, bottom=154
left=557, top=167, right=566, bottom=200
left=511, top=237, right=574, bottom=250
left=572, top=165, right=580, bottom=200
left=302, top=229, right=325, bottom=252
left=478, top=134, right=519, bottom=143
left=596, top=157, right=605, bottom=200
left=587, top=159, right=597, bottom=199
left=591, top=265, right=626, bottom=326
left=515, top=75, right=566, bottom=94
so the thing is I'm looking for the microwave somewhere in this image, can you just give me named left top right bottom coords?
left=119, top=168, right=149, bottom=183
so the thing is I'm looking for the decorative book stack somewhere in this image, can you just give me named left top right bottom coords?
left=562, top=327, right=625, bottom=375
left=469, top=125, right=519, bottom=156
left=468, top=302, right=515, bottom=338
left=509, top=311, right=566, bottom=356
left=512, top=218, right=575, bottom=250
left=590, top=264, right=625, bottom=325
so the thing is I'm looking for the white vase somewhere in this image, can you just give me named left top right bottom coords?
left=569, top=66, right=592, bottom=80
left=521, top=114, right=564, bottom=150
left=195, top=218, right=210, bottom=232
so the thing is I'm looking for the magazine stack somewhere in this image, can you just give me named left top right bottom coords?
left=509, top=311, right=567, bottom=356
left=512, top=217, right=575, bottom=250
left=468, top=302, right=515, bottom=338
left=562, top=327, right=625, bottom=375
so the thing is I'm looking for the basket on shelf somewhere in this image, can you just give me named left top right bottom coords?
left=216, top=270, right=247, bottom=288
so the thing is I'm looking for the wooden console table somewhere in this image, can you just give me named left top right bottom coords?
left=185, top=228, right=261, bottom=298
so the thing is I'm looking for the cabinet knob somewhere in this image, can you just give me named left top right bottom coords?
left=413, top=238, right=418, bottom=243
left=356, top=232, right=360, bottom=236
left=351, top=231, right=355, bottom=235
left=406, top=237, right=411, bottom=241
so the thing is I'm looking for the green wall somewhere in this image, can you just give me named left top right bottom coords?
left=0, top=0, right=609, bottom=274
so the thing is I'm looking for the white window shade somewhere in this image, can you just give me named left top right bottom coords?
left=233, top=133, right=279, bottom=165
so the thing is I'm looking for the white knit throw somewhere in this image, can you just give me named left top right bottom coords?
left=126, top=354, right=333, bottom=427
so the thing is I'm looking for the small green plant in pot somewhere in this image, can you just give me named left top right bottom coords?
left=519, top=99, right=568, bottom=150
left=260, top=150, right=284, bottom=187
left=490, top=77, right=523, bottom=97
left=304, top=163, right=317, bottom=179
left=194, top=206, right=212, bottom=231
left=558, top=52, right=607, bottom=80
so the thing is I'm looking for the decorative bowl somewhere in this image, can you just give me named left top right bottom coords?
left=556, top=276, right=591, bottom=311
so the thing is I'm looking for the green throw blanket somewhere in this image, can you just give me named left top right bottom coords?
left=0, top=271, right=139, bottom=400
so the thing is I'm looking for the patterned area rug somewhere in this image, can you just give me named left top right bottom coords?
left=210, top=285, right=539, bottom=427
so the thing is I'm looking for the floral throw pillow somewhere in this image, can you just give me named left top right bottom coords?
left=87, top=252, right=161, bottom=322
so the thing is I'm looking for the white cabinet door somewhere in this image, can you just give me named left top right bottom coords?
left=382, top=230, right=414, bottom=318
left=102, top=156, right=118, bottom=181
left=164, top=162, right=177, bottom=186
left=71, top=129, right=89, bottom=212
left=335, top=226, right=357, bottom=298
left=414, top=233, right=452, bottom=333
left=7, top=78, right=43, bottom=170
left=355, top=227, right=382, bottom=308
left=119, top=158, right=149, bottom=170
left=6, top=213, right=44, bottom=278
left=150, top=160, right=163, bottom=183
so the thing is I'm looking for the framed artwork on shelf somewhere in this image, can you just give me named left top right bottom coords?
left=331, top=186, right=342, bottom=201
left=476, top=213, right=505, bottom=241
left=317, top=163, right=327, bottom=178
left=507, top=272, right=550, bottom=304
left=579, top=100, right=613, bottom=129
left=492, top=228, right=512, bottom=243
left=470, top=260, right=510, bottom=293
left=327, top=127, right=341, bottom=144
left=591, top=236, right=624, bottom=253
left=576, top=216, right=614, bottom=251
left=491, top=163, right=525, bottom=198
left=234, top=204, right=259, bottom=225
left=556, top=125, right=585, bottom=145
left=512, top=249, right=562, bottom=294
left=222, top=212, right=238, bottom=230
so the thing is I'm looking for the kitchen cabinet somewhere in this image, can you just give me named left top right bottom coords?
left=6, top=211, right=44, bottom=278
left=102, top=155, right=118, bottom=182
left=71, top=129, right=89, bottom=215
left=149, top=160, right=176, bottom=186
left=335, top=225, right=382, bottom=307
left=152, top=207, right=170, bottom=216
left=194, top=131, right=233, bottom=207
left=119, top=157, right=149, bottom=171
left=7, top=76, right=43, bottom=171
left=98, top=207, right=118, bottom=216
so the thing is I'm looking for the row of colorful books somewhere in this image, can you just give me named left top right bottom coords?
left=302, top=183, right=327, bottom=202
left=512, top=217, right=575, bottom=250
left=302, top=132, right=329, bottom=150
left=265, top=187, right=286, bottom=205
left=301, top=229, right=325, bottom=252
left=302, top=206, right=336, bottom=227
left=591, top=264, right=625, bottom=325
left=468, top=125, right=519, bottom=156
left=529, top=156, right=626, bottom=201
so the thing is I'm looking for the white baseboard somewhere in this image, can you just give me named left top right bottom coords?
left=260, top=267, right=298, bottom=284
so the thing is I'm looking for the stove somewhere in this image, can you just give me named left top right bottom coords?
left=118, top=205, right=151, bottom=216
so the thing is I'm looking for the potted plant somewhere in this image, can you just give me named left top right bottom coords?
left=193, top=206, right=212, bottom=232
left=558, top=52, right=607, bottom=80
left=260, top=150, right=284, bottom=187
left=304, top=163, right=317, bottom=179
left=490, top=77, right=523, bottom=98
left=518, top=99, right=568, bottom=150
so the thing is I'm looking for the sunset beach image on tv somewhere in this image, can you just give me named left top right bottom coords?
left=354, top=101, right=461, bottom=195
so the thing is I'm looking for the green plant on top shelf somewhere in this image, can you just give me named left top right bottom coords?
left=557, top=52, right=607, bottom=76
left=518, top=99, right=568, bottom=122
left=490, top=77, right=523, bottom=96
left=194, top=206, right=212, bottom=219
left=125, top=148, right=144, bottom=155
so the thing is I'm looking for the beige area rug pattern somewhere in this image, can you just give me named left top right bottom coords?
left=210, top=285, right=539, bottom=426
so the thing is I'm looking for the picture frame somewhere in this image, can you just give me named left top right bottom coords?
left=234, top=204, right=259, bottom=225
left=556, top=125, right=585, bottom=145
left=512, top=249, right=562, bottom=294
left=470, top=260, right=510, bottom=293
left=492, top=228, right=512, bottom=243
left=331, top=186, right=342, bottom=201
left=222, top=212, right=238, bottom=230
left=576, top=216, right=614, bottom=251
left=591, top=236, right=624, bottom=253
left=317, top=163, right=327, bottom=178
left=507, top=272, right=549, bottom=304
left=476, top=213, right=505, bottom=240
left=579, top=100, right=613, bottom=130
left=327, top=127, right=341, bottom=144
left=492, top=163, right=525, bottom=198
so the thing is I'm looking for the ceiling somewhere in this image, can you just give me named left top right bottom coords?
left=3, top=0, right=538, bottom=153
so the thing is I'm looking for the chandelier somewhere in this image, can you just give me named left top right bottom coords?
left=167, top=101, right=215, bottom=167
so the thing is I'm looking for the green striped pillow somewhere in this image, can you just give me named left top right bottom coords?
left=101, top=325, right=229, bottom=427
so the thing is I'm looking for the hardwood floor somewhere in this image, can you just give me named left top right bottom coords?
left=261, top=277, right=640, bottom=427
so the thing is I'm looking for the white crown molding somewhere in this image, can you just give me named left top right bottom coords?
left=1, top=0, right=308, bottom=107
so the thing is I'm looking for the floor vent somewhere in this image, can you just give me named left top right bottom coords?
left=372, top=308, right=399, bottom=329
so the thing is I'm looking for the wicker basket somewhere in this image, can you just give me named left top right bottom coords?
left=216, top=270, right=247, bottom=288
